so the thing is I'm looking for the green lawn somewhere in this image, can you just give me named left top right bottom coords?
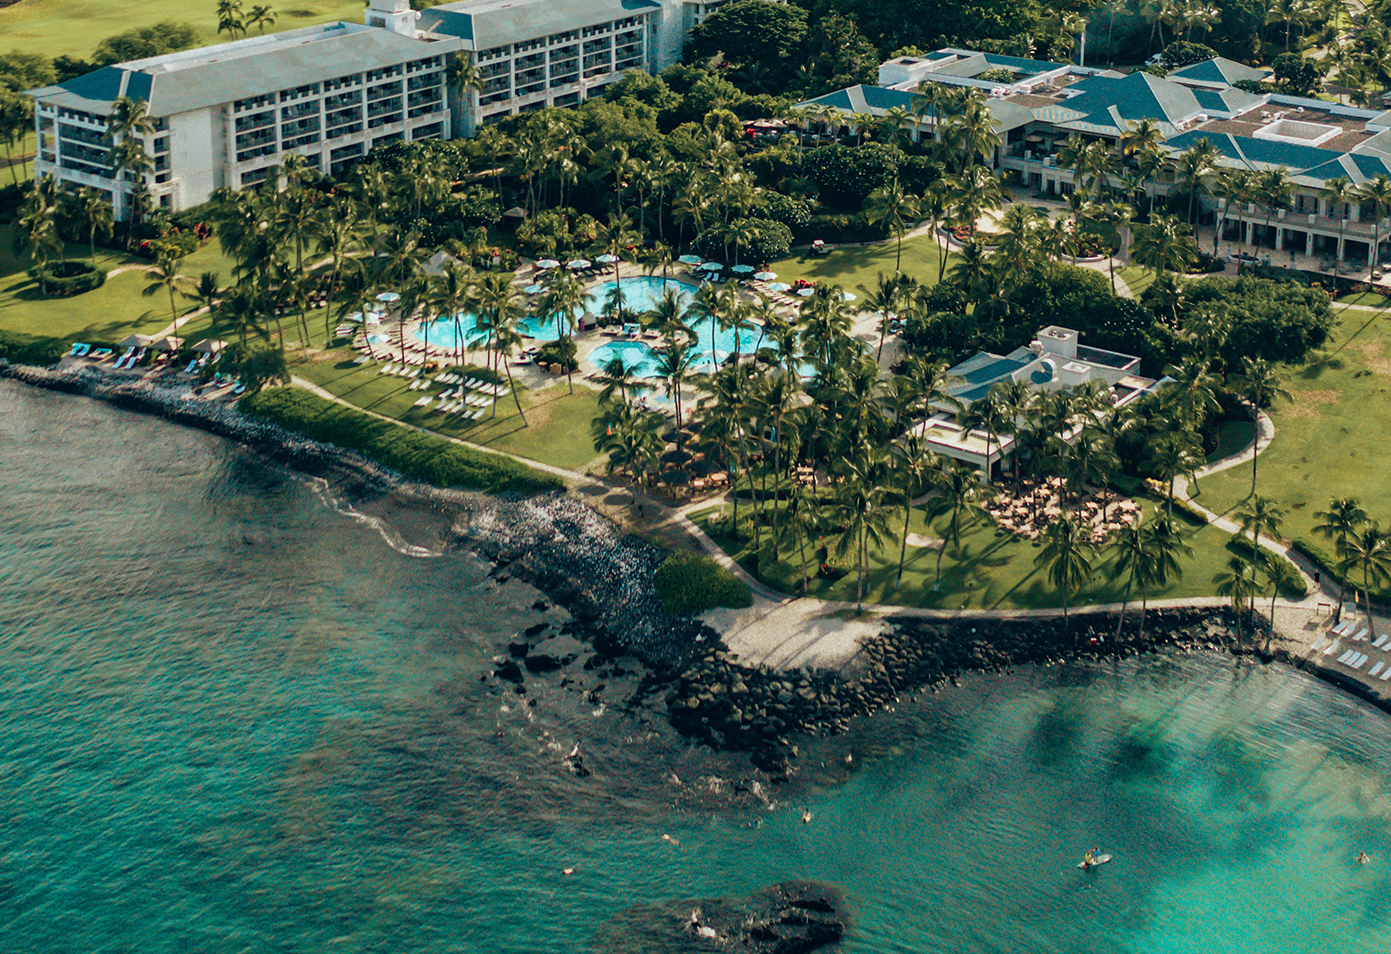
left=692, top=498, right=1246, bottom=610
left=0, top=0, right=366, bottom=59
left=1337, top=292, right=1391, bottom=308
left=770, top=229, right=957, bottom=297
left=295, top=357, right=605, bottom=472
left=0, top=223, right=241, bottom=343
left=1118, top=265, right=1156, bottom=298
left=1197, top=311, right=1391, bottom=542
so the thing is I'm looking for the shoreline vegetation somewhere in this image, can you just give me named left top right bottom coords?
left=6, top=357, right=1387, bottom=783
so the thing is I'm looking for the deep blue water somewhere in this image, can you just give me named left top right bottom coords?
left=5, top=378, right=1391, bottom=953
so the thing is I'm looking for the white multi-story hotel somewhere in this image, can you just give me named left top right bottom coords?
left=28, top=0, right=779, bottom=216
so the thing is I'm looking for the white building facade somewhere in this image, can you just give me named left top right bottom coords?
left=29, top=0, right=772, bottom=216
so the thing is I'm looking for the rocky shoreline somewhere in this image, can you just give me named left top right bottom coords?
left=0, top=362, right=1333, bottom=786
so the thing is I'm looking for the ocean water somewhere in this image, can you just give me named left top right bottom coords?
left=4, top=378, right=1391, bottom=953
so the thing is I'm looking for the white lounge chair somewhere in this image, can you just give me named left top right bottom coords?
left=1311, top=636, right=1329, bottom=653
left=412, top=396, right=430, bottom=406
left=1338, top=650, right=1354, bottom=664
left=1380, top=666, right=1391, bottom=682
left=1332, top=619, right=1353, bottom=636
left=1353, top=627, right=1371, bottom=642
left=1372, top=662, right=1385, bottom=677
left=1375, top=634, right=1388, bottom=649
left=1351, top=654, right=1369, bottom=669
left=380, top=363, right=396, bottom=375
left=1323, top=640, right=1342, bottom=656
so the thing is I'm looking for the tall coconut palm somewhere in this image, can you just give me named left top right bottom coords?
left=1340, top=524, right=1391, bottom=634
left=1236, top=495, right=1286, bottom=644
left=1131, top=214, right=1198, bottom=283
left=1324, top=176, right=1354, bottom=264
left=1356, top=173, right=1391, bottom=269
left=1313, top=497, right=1368, bottom=619
left=866, top=176, right=920, bottom=273
left=1144, top=430, right=1204, bottom=515
left=534, top=267, right=588, bottom=394
left=1035, top=514, right=1096, bottom=629
left=831, top=447, right=896, bottom=611
left=141, top=243, right=190, bottom=326
left=778, top=482, right=820, bottom=593
left=491, top=320, right=530, bottom=426
left=653, top=340, right=696, bottom=430
left=474, top=272, right=525, bottom=383
left=1111, top=516, right=1191, bottom=638
left=1173, top=138, right=1219, bottom=225
left=926, top=462, right=988, bottom=592
left=1235, top=357, right=1292, bottom=497
left=69, top=187, right=113, bottom=262
left=1215, top=555, right=1263, bottom=645
left=889, top=433, right=944, bottom=589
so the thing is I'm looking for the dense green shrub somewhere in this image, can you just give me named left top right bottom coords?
left=0, top=329, right=68, bottom=366
left=536, top=337, right=578, bottom=372
left=759, top=192, right=812, bottom=230
left=802, top=142, right=902, bottom=207
left=1176, top=274, right=1337, bottom=367
left=27, top=261, right=106, bottom=297
left=694, top=217, right=793, bottom=263
left=976, top=67, right=1016, bottom=82
left=652, top=550, right=754, bottom=614
left=797, top=212, right=887, bottom=244
left=238, top=388, right=563, bottom=496
left=1158, top=42, right=1217, bottom=69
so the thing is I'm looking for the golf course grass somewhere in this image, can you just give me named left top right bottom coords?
left=771, top=229, right=958, bottom=298
left=1198, top=307, right=1391, bottom=541
left=0, top=0, right=366, bottom=60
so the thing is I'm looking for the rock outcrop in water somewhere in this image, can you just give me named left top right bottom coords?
left=591, top=880, right=849, bottom=953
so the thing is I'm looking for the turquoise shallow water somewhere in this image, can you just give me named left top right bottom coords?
left=5, top=379, right=1391, bottom=952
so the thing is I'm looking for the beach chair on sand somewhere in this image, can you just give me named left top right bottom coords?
left=1353, top=627, right=1371, bottom=642
left=1332, top=619, right=1353, bottom=636
left=1323, top=640, right=1342, bottom=657
left=1351, top=653, right=1369, bottom=669
left=1372, top=662, right=1385, bottom=677
left=69, top=343, right=90, bottom=356
left=1381, top=665, right=1391, bottom=682
left=1311, top=636, right=1329, bottom=653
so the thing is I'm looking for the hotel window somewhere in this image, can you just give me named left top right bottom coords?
left=412, top=121, right=444, bottom=140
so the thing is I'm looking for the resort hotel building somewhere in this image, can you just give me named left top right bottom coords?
left=799, top=48, right=1391, bottom=271
left=27, top=0, right=782, bottom=217
left=916, top=326, right=1163, bottom=477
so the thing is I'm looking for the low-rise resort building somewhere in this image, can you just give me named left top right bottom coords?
left=915, top=326, right=1163, bottom=478
left=799, top=47, right=1391, bottom=273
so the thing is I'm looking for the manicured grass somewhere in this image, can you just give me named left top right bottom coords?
left=770, top=229, right=957, bottom=296
left=1206, top=418, right=1256, bottom=465
left=1197, top=311, right=1391, bottom=541
left=1118, top=265, right=1156, bottom=298
left=294, top=356, right=606, bottom=472
left=1337, top=292, right=1391, bottom=308
left=0, top=0, right=366, bottom=59
left=240, top=387, right=564, bottom=496
left=692, top=497, right=1244, bottom=610
left=0, top=223, right=241, bottom=344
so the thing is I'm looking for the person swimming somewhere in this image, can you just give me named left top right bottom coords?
left=1358, top=851, right=1370, bottom=865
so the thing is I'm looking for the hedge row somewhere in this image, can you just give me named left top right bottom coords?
left=0, top=329, right=69, bottom=367
left=653, top=550, right=753, bottom=615
left=1226, top=537, right=1309, bottom=599
left=1292, top=537, right=1391, bottom=604
left=238, top=387, right=564, bottom=496
left=28, top=261, right=107, bottom=296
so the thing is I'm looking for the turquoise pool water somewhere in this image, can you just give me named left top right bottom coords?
left=7, top=380, right=1391, bottom=952
left=415, top=312, right=561, bottom=349
left=588, top=340, right=666, bottom=379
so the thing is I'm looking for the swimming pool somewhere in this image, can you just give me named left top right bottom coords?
left=414, top=312, right=562, bottom=350
left=588, top=340, right=666, bottom=380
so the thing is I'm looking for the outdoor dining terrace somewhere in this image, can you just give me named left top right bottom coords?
left=984, top=475, right=1141, bottom=543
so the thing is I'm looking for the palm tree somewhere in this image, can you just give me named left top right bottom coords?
left=491, top=321, right=530, bottom=426
left=474, top=272, right=525, bottom=382
left=866, top=177, right=920, bottom=273
left=1313, top=497, right=1368, bottom=619
left=69, top=187, right=113, bottom=262
left=1131, top=214, right=1198, bottom=284
left=831, top=448, right=895, bottom=611
left=1111, top=516, right=1191, bottom=638
left=653, top=340, right=695, bottom=430
left=1215, top=555, right=1263, bottom=645
left=1235, top=357, right=1292, bottom=497
left=534, top=268, right=588, bottom=394
left=1035, top=515, right=1096, bottom=629
left=107, top=96, right=154, bottom=228
left=1340, top=524, right=1391, bottom=634
left=185, top=271, right=221, bottom=320
left=1236, top=495, right=1285, bottom=642
left=1144, top=430, right=1204, bottom=515
left=246, top=4, right=276, bottom=33
left=141, top=243, right=190, bottom=325
left=1119, top=119, right=1165, bottom=166
left=890, top=433, right=943, bottom=589
left=216, top=0, right=245, bottom=36
left=1173, top=138, right=1219, bottom=225
left=1356, top=174, right=1391, bottom=269
left=1324, top=176, right=1354, bottom=264
left=778, top=482, right=820, bottom=593
left=927, top=462, right=988, bottom=592
left=595, top=352, right=650, bottom=406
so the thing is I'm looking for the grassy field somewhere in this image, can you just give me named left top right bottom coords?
left=295, top=356, right=605, bottom=473
left=1118, top=265, right=1156, bottom=298
left=691, top=498, right=1249, bottom=610
left=1197, top=309, right=1391, bottom=541
left=0, top=223, right=239, bottom=343
left=0, top=0, right=366, bottom=60
left=771, top=229, right=958, bottom=297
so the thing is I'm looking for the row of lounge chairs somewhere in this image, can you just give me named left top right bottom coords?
left=68, top=343, right=114, bottom=360
left=1310, top=619, right=1391, bottom=681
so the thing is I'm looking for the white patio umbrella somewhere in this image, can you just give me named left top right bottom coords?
left=536, top=259, right=561, bottom=269
left=797, top=287, right=815, bottom=297
left=699, top=261, right=725, bottom=272
left=731, top=264, right=755, bottom=274
left=766, top=282, right=792, bottom=292
left=566, top=258, right=592, bottom=270
left=842, top=292, right=857, bottom=302
left=192, top=338, right=227, bottom=353
left=376, top=291, right=401, bottom=303
left=677, top=254, right=703, bottom=266
left=754, top=271, right=778, bottom=280
left=595, top=254, right=619, bottom=264
left=117, top=333, right=153, bottom=349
